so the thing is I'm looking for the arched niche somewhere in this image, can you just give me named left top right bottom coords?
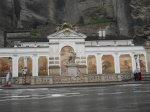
left=18, top=56, right=32, bottom=77
left=139, top=54, right=146, bottom=73
left=38, top=56, right=48, bottom=76
left=102, top=55, right=115, bottom=74
left=120, top=54, right=132, bottom=73
left=87, top=55, right=97, bottom=74
left=0, top=57, right=12, bottom=77
left=60, top=46, right=75, bottom=74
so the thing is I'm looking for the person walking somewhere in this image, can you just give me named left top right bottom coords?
left=134, top=69, right=138, bottom=81
left=5, top=72, right=11, bottom=86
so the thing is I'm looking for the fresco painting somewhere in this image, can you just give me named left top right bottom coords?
left=0, top=57, right=12, bottom=77
left=18, top=57, right=32, bottom=76
left=61, top=46, right=74, bottom=73
left=139, top=54, right=146, bottom=72
left=38, top=56, right=48, bottom=76
left=88, top=55, right=97, bottom=74
left=102, top=55, right=115, bottom=74
left=120, top=54, right=132, bottom=73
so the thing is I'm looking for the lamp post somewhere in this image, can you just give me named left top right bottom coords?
left=23, top=56, right=30, bottom=85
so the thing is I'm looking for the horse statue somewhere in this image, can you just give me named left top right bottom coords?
left=67, top=52, right=76, bottom=64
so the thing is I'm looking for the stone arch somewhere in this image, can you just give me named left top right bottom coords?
left=38, top=56, right=48, bottom=76
left=139, top=54, right=146, bottom=73
left=18, top=56, right=32, bottom=77
left=87, top=55, right=97, bottom=74
left=120, top=54, right=132, bottom=73
left=60, top=46, right=75, bottom=74
left=102, top=55, right=115, bottom=74
left=0, top=57, right=12, bottom=77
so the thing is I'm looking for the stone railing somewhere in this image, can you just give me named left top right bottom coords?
left=0, top=73, right=137, bottom=85
left=142, top=72, right=150, bottom=80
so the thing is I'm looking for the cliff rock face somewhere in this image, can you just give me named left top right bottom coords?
left=20, top=0, right=55, bottom=28
left=0, top=0, right=149, bottom=38
left=64, top=0, right=133, bottom=37
left=0, top=0, right=15, bottom=27
left=131, top=0, right=150, bottom=37
left=64, top=0, right=115, bottom=24
left=0, top=30, right=4, bottom=47
left=0, top=0, right=56, bottom=28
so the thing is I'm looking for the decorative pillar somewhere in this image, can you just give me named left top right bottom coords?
left=86, top=56, right=88, bottom=74
left=32, top=54, right=38, bottom=76
left=144, top=54, right=148, bottom=73
left=96, top=53, right=102, bottom=74
left=114, top=53, right=120, bottom=73
left=144, top=41, right=150, bottom=72
left=47, top=56, right=49, bottom=76
left=131, top=52, right=136, bottom=72
left=12, top=55, right=18, bottom=77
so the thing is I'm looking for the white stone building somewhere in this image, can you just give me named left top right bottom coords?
left=0, top=27, right=148, bottom=84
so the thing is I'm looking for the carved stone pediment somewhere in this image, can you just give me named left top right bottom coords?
left=47, top=28, right=86, bottom=39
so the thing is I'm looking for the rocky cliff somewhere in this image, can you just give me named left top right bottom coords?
left=131, top=0, right=150, bottom=37
left=0, top=0, right=149, bottom=38
left=0, top=0, right=56, bottom=28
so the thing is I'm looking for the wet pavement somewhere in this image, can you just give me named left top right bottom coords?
left=0, top=81, right=150, bottom=112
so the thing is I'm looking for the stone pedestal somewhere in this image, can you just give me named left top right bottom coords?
left=65, top=64, right=79, bottom=76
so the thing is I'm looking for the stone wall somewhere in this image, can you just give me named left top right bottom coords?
left=0, top=74, right=133, bottom=85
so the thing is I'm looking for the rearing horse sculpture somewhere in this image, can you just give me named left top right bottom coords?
left=67, top=52, right=76, bottom=64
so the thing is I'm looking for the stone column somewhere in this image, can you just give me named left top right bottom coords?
left=86, top=56, right=88, bottom=74
left=114, top=53, right=120, bottom=73
left=96, top=53, right=102, bottom=74
left=131, top=52, right=136, bottom=73
left=47, top=56, right=50, bottom=76
left=32, top=54, right=38, bottom=76
left=12, top=55, right=18, bottom=77
left=144, top=41, right=150, bottom=72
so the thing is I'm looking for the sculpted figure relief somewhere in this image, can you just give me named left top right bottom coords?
left=67, top=49, right=76, bottom=64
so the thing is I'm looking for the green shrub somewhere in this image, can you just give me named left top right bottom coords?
left=31, top=28, right=38, bottom=36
